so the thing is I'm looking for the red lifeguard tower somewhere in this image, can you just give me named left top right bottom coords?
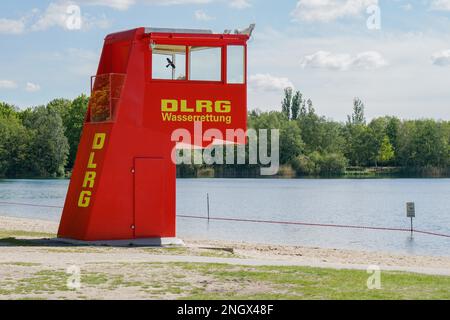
left=57, top=26, right=252, bottom=245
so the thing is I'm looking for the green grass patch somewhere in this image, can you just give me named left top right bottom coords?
left=2, top=261, right=449, bottom=300
left=0, top=262, right=41, bottom=267
left=0, top=229, right=56, bottom=238
left=168, top=263, right=450, bottom=300
left=0, top=229, right=56, bottom=247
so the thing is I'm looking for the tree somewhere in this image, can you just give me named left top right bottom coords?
left=64, top=95, right=89, bottom=168
left=0, top=112, right=30, bottom=177
left=22, top=106, right=69, bottom=177
left=397, top=120, right=449, bottom=168
left=0, top=102, right=18, bottom=118
left=47, top=98, right=71, bottom=119
left=347, top=98, right=366, bottom=125
left=377, top=135, right=395, bottom=165
left=281, top=87, right=293, bottom=119
left=291, top=91, right=302, bottom=120
left=45, top=96, right=89, bottom=169
left=280, top=120, right=304, bottom=164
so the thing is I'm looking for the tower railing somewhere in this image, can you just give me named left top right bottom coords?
left=89, top=73, right=126, bottom=123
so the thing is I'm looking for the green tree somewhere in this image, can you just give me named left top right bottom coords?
left=65, top=95, right=89, bottom=168
left=377, top=135, right=395, bottom=165
left=0, top=102, right=18, bottom=118
left=22, top=106, right=69, bottom=177
left=0, top=109, right=31, bottom=177
left=281, top=87, right=293, bottom=119
left=348, top=98, right=366, bottom=125
left=280, top=120, right=304, bottom=164
left=47, top=98, right=71, bottom=119
left=397, top=120, right=449, bottom=168
left=291, top=91, right=302, bottom=120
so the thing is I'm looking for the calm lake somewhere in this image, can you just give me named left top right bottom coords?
left=1, top=178, right=450, bottom=257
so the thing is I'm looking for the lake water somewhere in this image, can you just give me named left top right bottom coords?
left=1, top=178, right=450, bottom=257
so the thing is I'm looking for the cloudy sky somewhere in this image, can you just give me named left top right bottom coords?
left=0, top=0, right=450, bottom=120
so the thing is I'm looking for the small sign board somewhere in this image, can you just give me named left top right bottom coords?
left=406, top=202, right=415, bottom=218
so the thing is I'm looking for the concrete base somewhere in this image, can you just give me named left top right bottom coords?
left=54, top=237, right=185, bottom=247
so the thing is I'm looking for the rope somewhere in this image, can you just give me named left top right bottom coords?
left=1, top=201, right=450, bottom=239
left=0, top=201, right=63, bottom=209
left=177, top=214, right=450, bottom=239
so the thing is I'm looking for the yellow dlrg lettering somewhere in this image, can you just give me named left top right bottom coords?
left=161, top=99, right=178, bottom=112
left=180, top=100, right=194, bottom=113
left=215, top=101, right=231, bottom=113
left=78, top=191, right=91, bottom=208
left=196, top=100, right=213, bottom=113
left=92, top=133, right=106, bottom=150
left=87, top=152, right=97, bottom=169
left=82, top=171, right=96, bottom=188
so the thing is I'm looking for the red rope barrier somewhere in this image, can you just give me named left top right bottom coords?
left=1, top=201, right=450, bottom=239
left=0, top=201, right=63, bottom=209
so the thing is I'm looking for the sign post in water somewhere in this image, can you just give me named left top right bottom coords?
left=406, top=202, right=415, bottom=236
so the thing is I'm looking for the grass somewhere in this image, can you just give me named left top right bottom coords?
left=170, top=263, right=450, bottom=300
left=0, top=229, right=55, bottom=238
left=1, top=262, right=449, bottom=299
left=0, top=229, right=56, bottom=247
left=0, top=262, right=41, bottom=267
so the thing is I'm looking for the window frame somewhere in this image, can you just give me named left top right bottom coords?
left=226, top=45, right=246, bottom=85
left=151, top=44, right=188, bottom=81
left=188, top=45, right=223, bottom=83
left=148, top=39, right=247, bottom=85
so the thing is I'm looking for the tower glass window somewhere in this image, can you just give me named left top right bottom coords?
left=152, top=44, right=186, bottom=80
left=227, top=45, right=245, bottom=84
left=189, top=46, right=222, bottom=81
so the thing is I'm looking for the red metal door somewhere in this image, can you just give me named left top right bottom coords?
left=134, top=158, right=165, bottom=238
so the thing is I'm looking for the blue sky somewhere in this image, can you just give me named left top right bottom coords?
left=1, top=0, right=450, bottom=120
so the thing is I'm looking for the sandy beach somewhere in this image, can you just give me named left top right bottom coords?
left=1, top=215, right=450, bottom=274
left=1, top=214, right=450, bottom=300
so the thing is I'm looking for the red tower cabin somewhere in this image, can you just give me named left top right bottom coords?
left=58, top=27, right=251, bottom=244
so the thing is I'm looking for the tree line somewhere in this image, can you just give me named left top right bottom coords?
left=1, top=90, right=449, bottom=178
left=250, top=88, right=449, bottom=177
left=0, top=96, right=88, bottom=178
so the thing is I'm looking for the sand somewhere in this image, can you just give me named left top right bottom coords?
left=1, top=215, right=450, bottom=276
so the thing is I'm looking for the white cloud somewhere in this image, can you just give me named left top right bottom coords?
left=249, top=74, right=294, bottom=92
left=351, top=51, right=388, bottom=69
left=78, top=0, right=136, bottom=11
left=85, top=0, right=214, bottom=10
left=79, top=0, right=248, bottom=10
left=431, top=0, right=450, bottom=11
left=300, top=50, right=387, bottom=70
left=0, top=80, right=18, bottom=89
left=0, top=18, right=26, bottom=34
left=229, top=0, right=251, bottom=9
left=31, top=2, right=74, bottom=31
left=25, top=82, right=41, bottom=92
left=248, top=29, right=450, bottom=120
left=291, top=0, right=378, bottom=22
left=194, top=10, right=215, bottom=21
left=431, top=49, right=450, bottom=66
